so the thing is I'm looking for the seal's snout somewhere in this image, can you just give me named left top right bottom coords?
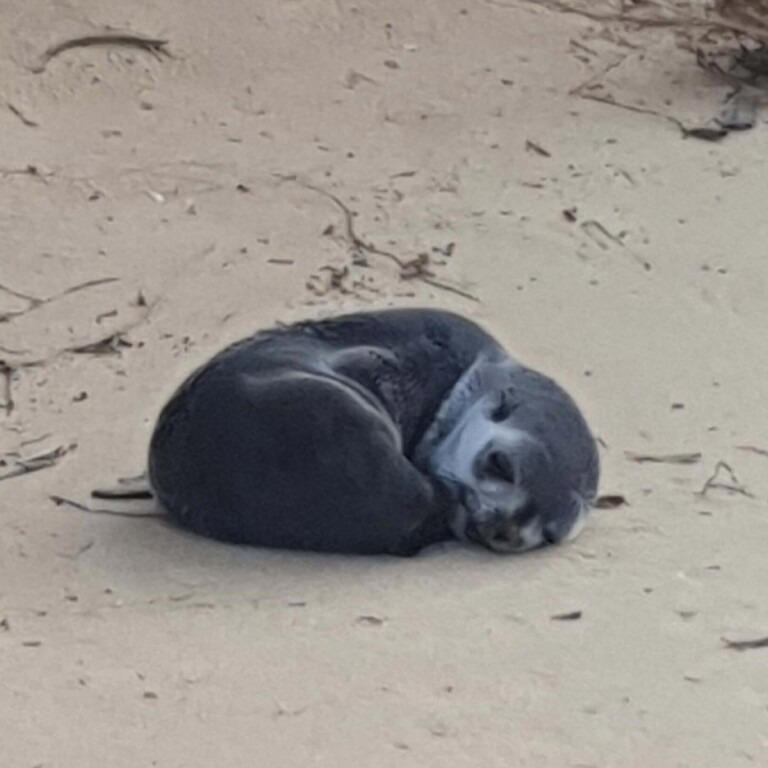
left=465, top=516, right=519, bottom=551
left=464, top=505, right=543, bottom=553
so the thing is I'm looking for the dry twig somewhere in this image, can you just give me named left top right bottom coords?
left=50, top=495, right=159, bottom=518
left=30, top=32, right=170, bottom=74
left=5, top=101, right=38, bottom=127
left=551, top=610, right=582, bottom=621
left=0, top=276, right=119, bottom=322
left=10, top=294, right=158, bottom=371
left=290, top=178, right=479, bottom=301
left=723, top=634, right=768, bottom=651
left=625, top=451, right=702, bottom=464
left=0, top=361, right=13, bottom=416
left=735, top=444, right=768, bottom=457
left=578, top=218, right=653, bottom=269
left=91, top=473, right=152, bottom=500
left=696, top=460, right=753, bottom=497
left=525, top=139, right=551, bottom=157
left=0, top=444, right=76, bottom=482
left=298, top=181, right=406, bottom=269
left=69, top=333, right=132, bottom=356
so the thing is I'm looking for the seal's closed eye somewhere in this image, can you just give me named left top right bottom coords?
left=489, top=389, right=521, bottom=423
left=489, top=392, right=511, bottom=422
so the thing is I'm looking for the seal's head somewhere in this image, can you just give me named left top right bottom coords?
left=420, top=360, right=599, bottom=553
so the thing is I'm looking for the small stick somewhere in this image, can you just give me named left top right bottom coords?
left=293, top=179, right=479, bottom=301
left=419, top=277, right=479, bottom=302
left=58, top=276, right=120, bottom=298
left=525, top=139, right=551, bottom=157
left=91, top=488, right=153, bottom=500
left=735, top=445, right=768, bottom=458
left=581, top=219, right=624, bottom=249
left=50, top=495, right=160, bottom=518
left=696, top=460, right=753, bottom=498
left=91, top=473, right=153, bottom=500
left=579, top=219, right=652, bottom=270
left=0, top=444, right=76, bottom=482
left=573, top=87, right=728, bottom=144
left=30, top=32, right=170, bottom=74
left=723, top=635, right=768, bottom=651
left=0, top=362, right=13, bottom=416
left=551, top=610, right=582, bottom=621
left=20, top=433, right=52, bottom=447
left=0, top=276, right=119, bottom=323
left=12, top=298, right=157, bottom=370
left=0, top=282, right=43, bottom=305
left=625, top=451, right=702, bottom=465
left=68, top=332, right=132, bottom=356
left=5, top=101, right=38, bottom=128
left=569, top=39, right=598, bottom=57
left=297, top=181, right=406, bottom=269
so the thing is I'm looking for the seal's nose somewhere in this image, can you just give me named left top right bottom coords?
left=542, top=522, right=560, bottom=545
left=465, top=513, right=526, bottom=552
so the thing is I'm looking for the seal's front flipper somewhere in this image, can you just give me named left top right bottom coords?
left=91, top=472, right=153, bottom=500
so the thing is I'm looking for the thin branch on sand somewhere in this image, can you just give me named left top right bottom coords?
left=696, top=460, right=754, bottom=498
left=50, top=495, right=160, bottom=518
left=0, top=276, right=120, bottom=322
left=625, top=451, right=702, bottom=465
left=0, top=362, right=14, bottom=416
left=723, top=635, right=768, bottom=651
left=0, top=444, right=77, bottom=483
left=287, top=177, right=479, bottom=301
left=30, top=32, right=170, bottom=74
left=297, top=181, right=406, bottom=269
left=735, top=444, right=768, bottom=458
left=5, top=101, right=39, bottom=128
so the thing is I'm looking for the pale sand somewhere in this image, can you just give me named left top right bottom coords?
left=1, top=1, right=767, bottom=766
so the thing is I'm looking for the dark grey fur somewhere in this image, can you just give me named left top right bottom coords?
left=148, top=308, right=599, bottom=556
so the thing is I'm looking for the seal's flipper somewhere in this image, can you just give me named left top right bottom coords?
left=91, top=472, right=153, bottom=500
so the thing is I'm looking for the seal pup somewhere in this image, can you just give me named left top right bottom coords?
left=143, top=308, right=599, bottom=556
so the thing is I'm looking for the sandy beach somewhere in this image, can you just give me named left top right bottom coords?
left=2, top=1, right=767, bottom=765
